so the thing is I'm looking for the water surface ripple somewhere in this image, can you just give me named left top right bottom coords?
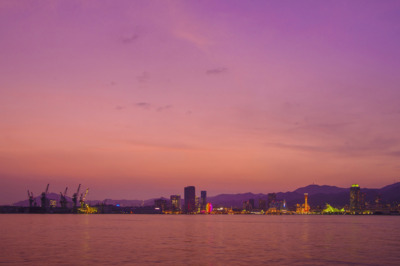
left=1, top=215, right=399, bottom=265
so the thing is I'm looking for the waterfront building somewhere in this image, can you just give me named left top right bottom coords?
left=206, top=203, right=213, bottom=214
left=195, top=196, right=200, bottom=213
left=201, top=191, right=207, bottom=211
left=184, top=186, right=196, bottom=213
left=350, top=184, right=361, bottom=214
left=170, top=195, right=181, bottom=212
left=154, top=198, right=167, bottom=212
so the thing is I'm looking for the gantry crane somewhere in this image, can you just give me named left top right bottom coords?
left=40, top=184, right=49, bottom=209
left=60, top=187, right=68, bottom=208
left=72, top=184, right=81, bottom=212
left=27, top=190, right=34, bottom=208
left=80, top=188, right=89, bottom=208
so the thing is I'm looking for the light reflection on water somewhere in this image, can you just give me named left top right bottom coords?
left=1, top=215, right=399, bottom=265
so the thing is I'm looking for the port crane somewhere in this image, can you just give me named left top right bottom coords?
left=72, top=184, right=81, bottom=211
left=80, top=188, right=89, bottom=208
left=27, top=190, right=35, bottom=207
left=40, top=184, right=49, bottom=209
left=59, top=187, right=68, bottom=208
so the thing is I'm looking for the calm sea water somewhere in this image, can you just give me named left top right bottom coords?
left=1, top=214, right=399, bottom=265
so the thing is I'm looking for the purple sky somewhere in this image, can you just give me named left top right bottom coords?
left=1, top=0, right=400, bottom=204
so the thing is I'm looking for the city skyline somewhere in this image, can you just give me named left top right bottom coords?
left=8, top=181, right=400, bottom=206
left=5, top=181, right=400, bottom=216
left=1, top=1, right=400, bottom=205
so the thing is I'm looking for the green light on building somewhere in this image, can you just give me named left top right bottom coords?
left=351, top=184, right=359, bottom=187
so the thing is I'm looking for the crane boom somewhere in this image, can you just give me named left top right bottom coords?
left=45, top=184, right=49, bottom=194
left=83, top=188, right=89, bottom=201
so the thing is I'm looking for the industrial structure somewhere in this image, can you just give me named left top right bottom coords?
left=304, top=193, right=310, bottom=213
left=40, top=184, right=50, bottom=210
left=72, top=184, right=81, bottom=212
left=20, top=184, right=96, bottom=214
left=60, top=187, right=68, bottom=209
left=27, top=190, right=35, bottom=207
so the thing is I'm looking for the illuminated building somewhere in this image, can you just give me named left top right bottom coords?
left=281, top=200, right=287, bottom=212
left=375, top=194, right=382, bottom=210
left=184, top=186, right=196, bottom=213
left=170, top=195, right=181, bottom=212
left=206, top=203, right=213, bottom=214
left=195, top=196, right=200, bottom=212
left=201, top=191, right=207, bottom=211
left=350, top=184, right=361, bottom=214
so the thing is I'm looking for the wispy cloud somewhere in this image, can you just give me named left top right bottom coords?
left=157, top=105, right=173, bottom=112
left=268, top=137, right=400, bottom=157
left=286, top=122, right=356, bottom=135
left=121, top=139, right=219, bottom=152
left=206, top=67, right=227, bottom=75
left=121, top=34, right=139, bottom=44
left=387, top=151, right=400, bottom=157
left=115, top=105, right=125, bottom=110
left=134, top=102, right=152, bottom=109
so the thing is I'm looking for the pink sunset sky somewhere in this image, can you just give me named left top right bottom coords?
left=1, top=0, right=400, bottom=204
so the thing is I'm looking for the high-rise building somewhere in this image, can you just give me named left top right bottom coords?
left=249, top=199, right=255, bottom=210
left=201, top=191, right=207, bottom=211
left=170, top=195, right=181, bottom=212
left=258, top=199, right=267, bottom=211
left=195, top=196, right=200, bottom=212
left=350, top=184, right=361, bottom=213
left=184, top=186, right=196, bottom=213
left=267, top=193, right=276, bottom=209
left=243, top=199, right=255, bottom=211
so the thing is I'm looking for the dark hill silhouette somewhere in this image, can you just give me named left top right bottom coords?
left=294, top=184, right=347, bottom=195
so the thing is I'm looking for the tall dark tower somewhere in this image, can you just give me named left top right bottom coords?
left=184, top=186, right=196, bottom=213
left=350, top=184, right=361, bottom=214
left=200, top=191, right=207, bottom=211
left=267, top=193, right=276, bottom=209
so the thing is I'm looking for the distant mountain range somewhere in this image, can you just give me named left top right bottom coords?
left=12, top=182, right=400, bottom=208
